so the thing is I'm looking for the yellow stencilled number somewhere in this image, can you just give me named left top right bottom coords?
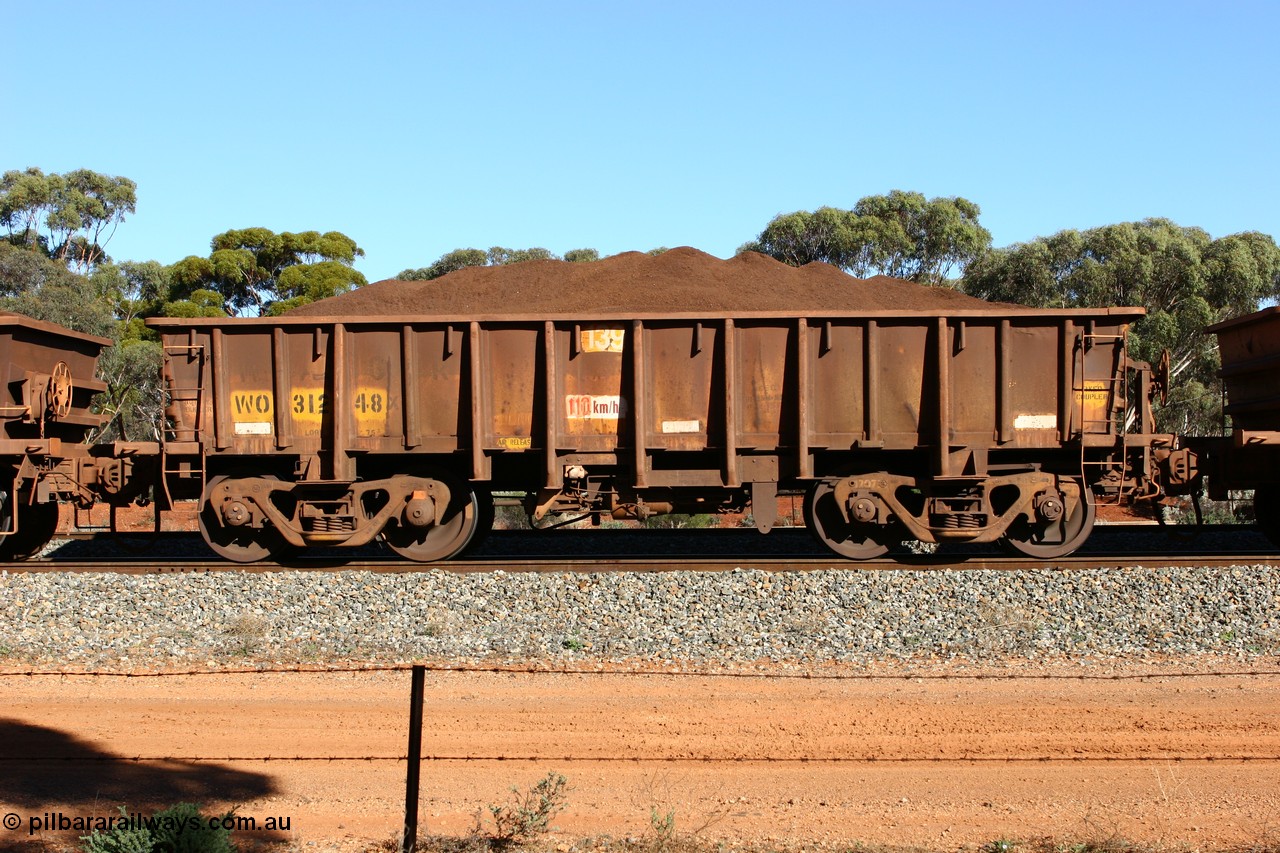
left=232, top=391, right=273, bottom=420
left=291, top=389, right=327, bottom=420
left=352, top=387, right=390, bottom=436
left=580, top=327, right=625, bottom=353
left=231, top=390, right=274, bottom=436
left=354, top=392, right=384, bottom=414
left=288, top=388, right=327, bottom=437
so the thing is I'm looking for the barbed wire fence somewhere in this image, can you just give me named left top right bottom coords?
left=4, top=663, right=1280, bottom=852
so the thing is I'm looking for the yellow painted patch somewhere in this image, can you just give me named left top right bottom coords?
left=352, top=387, right=389, bottom=436
left=289, top=388, right=327, bottom=423
left=1076, top=380, right=1112, bottom=431
left=230, top=390, right=273, bottom=436
left=288, top=387, right=327, bottom=437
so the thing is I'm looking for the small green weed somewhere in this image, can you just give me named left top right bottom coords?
left=648, top=806, right=677, bottom=851
left=80, top=803, right=236, bottom=853
left=475, top=772, right=569, bottom=849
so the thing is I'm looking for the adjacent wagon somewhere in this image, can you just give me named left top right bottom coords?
left=0, top=313, right=113, bottom=559
left=1196, top=306, right=1280, bottom=544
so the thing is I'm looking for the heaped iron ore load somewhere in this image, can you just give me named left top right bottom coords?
left=144, top=248, right=1172, bottom=563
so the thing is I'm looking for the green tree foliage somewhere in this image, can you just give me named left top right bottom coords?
left=963, top=218, right=1280, bottom=435
left=81, top=802, right=235, bottom=853
left=90, top=260, right=171, bottom=331
left=161, top=288, right=226, bottom=318
left=0, top=240, right=68, bottom=295
left=95, top=339, right=165, bottom=442
left=169, top=227, right=366, bottom=315
left=397, top=247, right=489, bottom=280
left=487, top=246, right=555, bottom=266
left=0, top=167, right=136, bottom=271
left=739, top=190, right=992, bottom=284
left=399, top=246, right=598, bottom=281
left=0, top=242, right=116, bottom=337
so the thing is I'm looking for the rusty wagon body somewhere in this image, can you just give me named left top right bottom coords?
left=1194, top=306, right=1280, bottom=544
left=147, top=305, right=1165, bottom=562
left=0, top=313, right=116, bottom=559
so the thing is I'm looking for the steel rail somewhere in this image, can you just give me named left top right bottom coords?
left=9, top=551, right=1280, bottom=574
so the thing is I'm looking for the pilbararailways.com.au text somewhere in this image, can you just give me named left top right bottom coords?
left=5, top=811, right=292, bottom=835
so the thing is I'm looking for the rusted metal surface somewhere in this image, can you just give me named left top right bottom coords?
left=0, top=316, right=121, bottom=560
left=0, top=314, right=110, bottom=444
left=1210, top=306, right=1280, bottom=434
left=1203, top=307, right=1280, bottom=545
left=149, top=310, right=1145, bottom=466
left=1200, top=309, right=1280, bottom=497
left=146, top=307, right=1153, bottom=561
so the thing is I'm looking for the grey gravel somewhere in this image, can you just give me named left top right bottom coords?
left=2, top=564, right=1278, bottom=668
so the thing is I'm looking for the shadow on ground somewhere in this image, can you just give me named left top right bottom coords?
left=0, top=718, right=282, bottom=850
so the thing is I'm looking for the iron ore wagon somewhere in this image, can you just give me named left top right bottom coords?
left=0, top=313, right=119, bottom=559
left=1183, top=306, right=1280, bottom=545
left=146, top=303, right=1166, bottom=562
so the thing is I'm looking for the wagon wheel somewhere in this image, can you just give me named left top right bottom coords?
left=463, top=485, right=495, bottom=553
left=46, top=361, right=74, bottom=420
left=1253, top=487, right=1280, bottom=548
left=1154, top=349, right=1171, bottom=406
left=198, top=475, right=286, bottom=563
left=803, top=478, right=890, bottom=560
left=1001, top=478, right=1096, bottom=559
left=0, top=485, right=61, bottom=562
left=381, top=475, right=482, bottom=562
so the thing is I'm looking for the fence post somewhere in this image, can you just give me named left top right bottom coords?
left=402, top=664, right=426, bottom=853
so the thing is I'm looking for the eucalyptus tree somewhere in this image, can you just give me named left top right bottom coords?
left=168, top=227, right=366, bottom=316
left=739, top=190, right=992, bottom=284
left=398, top=246, right=600, bottom=281
left=0, top=167, right=136, bottom=271
left=963, top=219, right=1280, bottom=435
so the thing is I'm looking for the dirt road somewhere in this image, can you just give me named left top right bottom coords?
left=3, top=662, right=1278, bottom=850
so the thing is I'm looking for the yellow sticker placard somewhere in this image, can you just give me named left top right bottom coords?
left=497, top=435, right=533, bottom=450
left=580, top=327, right=626, bottom=353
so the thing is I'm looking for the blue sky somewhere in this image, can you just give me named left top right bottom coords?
left=4, top=0, right=1277, bottom=282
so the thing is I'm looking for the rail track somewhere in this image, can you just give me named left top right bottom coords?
left=10, top=525, right=1278, bottom=573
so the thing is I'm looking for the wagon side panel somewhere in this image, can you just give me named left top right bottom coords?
left=642, top=322, right=720, bottom=453
left=557, top=323, right=626, bottom=452
left=733, top=321, right=795, bottom=450
left=1212, top=307, right=1280, bottom=433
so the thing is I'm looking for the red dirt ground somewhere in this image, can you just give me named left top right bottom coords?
left=3, top=661, right=1278, bottom=851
